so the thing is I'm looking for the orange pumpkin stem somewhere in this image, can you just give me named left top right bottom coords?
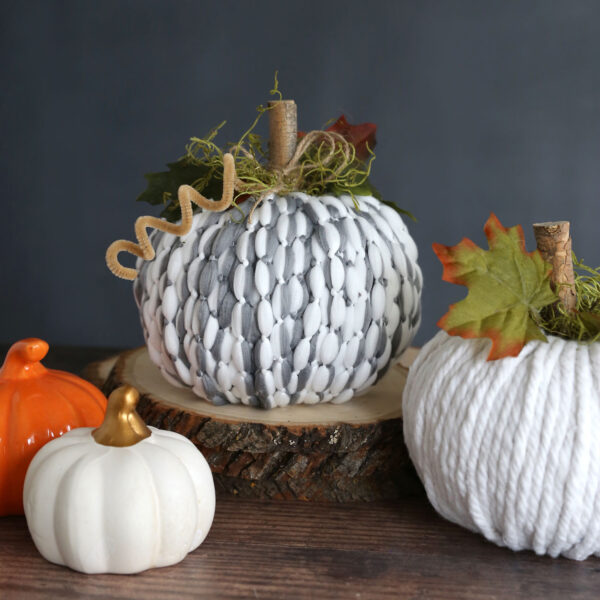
left=0, top=338, right=49, bottom=380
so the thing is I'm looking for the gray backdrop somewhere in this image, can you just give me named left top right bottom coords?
left=2, top=0, right=599, bottom=348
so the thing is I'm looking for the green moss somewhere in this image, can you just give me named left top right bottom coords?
left=136, top=80, right=414, bottom=222
left=537, top=256, right=600, bottom=342
left=182, top=106, right=381, bottom=207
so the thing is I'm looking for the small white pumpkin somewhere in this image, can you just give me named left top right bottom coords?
left=403, top=331, right=600, bottom=560
left=24, top=385, right=215, bottom=574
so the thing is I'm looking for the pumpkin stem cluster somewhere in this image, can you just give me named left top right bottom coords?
left=536, top=255, right=600, bottom=342
left=181, top=110, right=377, bottom=213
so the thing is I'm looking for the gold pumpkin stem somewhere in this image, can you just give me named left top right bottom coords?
left=92, top=385, right=151, bottom=447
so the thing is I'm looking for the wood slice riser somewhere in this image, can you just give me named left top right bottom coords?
left=86, top=348, right=422, bottom=502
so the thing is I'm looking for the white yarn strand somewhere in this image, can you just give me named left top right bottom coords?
left=403, top=331, right=600, bottom=560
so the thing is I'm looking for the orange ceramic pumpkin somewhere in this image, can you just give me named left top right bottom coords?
left=0, top=338, right=107, bottom=515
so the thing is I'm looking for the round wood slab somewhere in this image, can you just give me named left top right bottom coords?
left=85, top=347, right=421, bottom=502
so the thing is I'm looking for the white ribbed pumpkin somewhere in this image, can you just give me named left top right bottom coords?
left=403, top=331, right=600, bottom=560
left=24, top=425, right=215, bottom=574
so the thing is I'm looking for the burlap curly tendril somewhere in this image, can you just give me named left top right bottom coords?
left=233, top=130, right=354, bottom=222
left=106, top=131, right=354, bottom=280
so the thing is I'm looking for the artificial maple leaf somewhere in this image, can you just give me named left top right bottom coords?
left=433, top=213, right=556, bottom=360
left=580, top=311, right=600, bottom=337
left=299, top=115, right=377, bottom=161
left=137, top=159, right=224, bottom=220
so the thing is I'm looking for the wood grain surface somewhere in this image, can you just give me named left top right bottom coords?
left=2, top=344, right=600, bottom=599
left=2, top=497, right=600, bottom=600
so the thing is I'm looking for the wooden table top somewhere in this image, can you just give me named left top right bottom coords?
left=1, top=345, right=599, bottom=599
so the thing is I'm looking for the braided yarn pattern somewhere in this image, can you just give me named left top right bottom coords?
left=403, top=330, right=600, bottom=560
left=134, top=193, right=422, bottom=408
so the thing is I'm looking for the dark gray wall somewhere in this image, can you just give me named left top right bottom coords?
left=2, top=0, right=599, bottom=348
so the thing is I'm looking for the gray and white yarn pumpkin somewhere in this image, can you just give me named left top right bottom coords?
left=403, top=330, right=600, bottom=560
left=134, top=192, right=422, bottom=408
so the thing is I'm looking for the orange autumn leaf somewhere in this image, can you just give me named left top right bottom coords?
left=298, top=115, right=376, bottom=162
left=433, top=214, right=556, bottom=360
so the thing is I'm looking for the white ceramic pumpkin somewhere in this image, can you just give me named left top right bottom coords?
left=23, top=386, right=215, bottom=574
left=403, top=331, right=600, bottom=560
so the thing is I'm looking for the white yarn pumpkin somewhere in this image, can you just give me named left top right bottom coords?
left=23, top=425, right=215, bottom=574
left=403, top=330, right=600, bottom=560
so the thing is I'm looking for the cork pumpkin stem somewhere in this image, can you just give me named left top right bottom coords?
left=533, top=221, right=577, bottom=313
left=0, top=338, right=49, bottom=380
left=268, top=99, right=297, bottom=170
left=93, top=385, right=151, bottom=447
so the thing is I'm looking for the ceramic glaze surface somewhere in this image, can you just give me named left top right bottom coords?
left=24, top=426, right=215, bottom=574
left=134, top=193, right=422, bottom=408
left=403, top=331, right=600, bottom=560
left=0, top=338, right=106, bottom=515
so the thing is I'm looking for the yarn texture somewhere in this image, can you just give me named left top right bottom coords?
left=134, top=192, right=422, bottom=408
left=403, top=330, right=600, bottom=560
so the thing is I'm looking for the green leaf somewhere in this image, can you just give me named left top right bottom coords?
left=137, top=159, right=224, bottom=221
left=329, top=179, right=416, bottom=221
left=433, top=213, right=557, bottom=360
left=377, top=197, right=416, bottom=222
left=579, top=311, right=600, bottom=338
